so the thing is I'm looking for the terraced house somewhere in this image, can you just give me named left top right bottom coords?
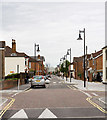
left=87, top=50, right=103, bottom=82
left=73, top=49, right=103, bottom=82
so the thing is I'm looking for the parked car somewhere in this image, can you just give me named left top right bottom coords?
left=47, top=75, right=51, bottom=78
left=31, top=75, right=46, bottom=88
left=28, top=78, right=32, bottom=82
left=43, top=75, right=51, bottom=84
left=45, top=79, right=50, bottom=84
left=45, top=75, right=51, bottom=80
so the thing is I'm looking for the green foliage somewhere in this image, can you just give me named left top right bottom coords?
left=52, top=72, right=55, bottom=75
left=5, top=73, right=20, bottom=80
left=60, top=60, right=70, bottom=74
left=5, top=78, right=18, bottom=81
left=7, top=73, right=19, bottom=77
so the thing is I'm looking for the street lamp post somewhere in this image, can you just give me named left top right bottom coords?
left=34, top=43, right=40, bottom=75
left=67, top=48, right=71, bottom=82
left=64, top=55, right=67, bottom=81
left=77, top=28, right=86, bottom=87
left=60, top=57, right=64, bottom=79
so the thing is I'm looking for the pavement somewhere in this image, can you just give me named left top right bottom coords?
left=61, top=77, right=106, bottom=91
left=0, top=82, right=31, bottom=108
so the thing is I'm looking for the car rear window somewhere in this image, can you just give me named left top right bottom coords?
left=34, top=76, right=43, bottom=79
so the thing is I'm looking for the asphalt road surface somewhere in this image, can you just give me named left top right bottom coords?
left=1, top=75, right=107, bottom=120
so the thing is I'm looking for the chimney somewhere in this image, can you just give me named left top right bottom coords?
left=38, top=55, right=40, bottom=60
left=95, top=50, right=96, bottom=53
left=12, top=39, right=16, bottom=53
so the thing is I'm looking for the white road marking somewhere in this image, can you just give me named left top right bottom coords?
left=92, top=93, right=98, bottom=96
left=38, top=108, right=57, bottom=118
left=59, top=82, right=61, bottom=83
left=11, top=92, right=19, bottom=97
left=0, top=90, right=22, bottom=93
left=99, top=98, right=107, bottom=105
left=79, top=90, right=92, bottom=98
left=11, top=109, right=28, bottom=118
left=53, top=82, right=56, bottom=84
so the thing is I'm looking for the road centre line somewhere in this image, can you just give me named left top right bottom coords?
left=0, top=97, right=15, bottom=118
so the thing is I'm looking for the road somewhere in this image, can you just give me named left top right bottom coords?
left=1, top=75, right=106, bottom=120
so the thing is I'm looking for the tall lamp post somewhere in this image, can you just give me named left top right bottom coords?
left=77, top=28, right=86, bottom=87
left=60, top=57, right=64, bottom=78
left=67, top=48, right=71, bottom=82
left=64, top=55, right=67, bottom=81
left=34, top=43, right=40, bottom=75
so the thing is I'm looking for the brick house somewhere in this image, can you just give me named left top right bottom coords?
left=5, top=39, right=29, bottom=76
left=73, top=54, right=91, bottom=80
left=102, top=46, right=107, bottom=83
left=73, top=50, right=103, bottom=82
left=73, top=56, right=83, bottom=80
left=29, top=55, right=45, bottom=75
left=87, top=50, right=102, bottom=82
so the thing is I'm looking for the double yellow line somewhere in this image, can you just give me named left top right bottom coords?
left=0, top=97, right=15, bottom=118
left=67, top=85, right=107, bottom=114
left=86, top=97, right=107, bottom=114
left=67, top=85, right=76, bottom=90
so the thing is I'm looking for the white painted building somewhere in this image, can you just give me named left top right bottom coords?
left=5, top=57, right=28, bottom=76
left=102, top=46, right=107, bottom=83
left=5, top=40, right=29, bottom=76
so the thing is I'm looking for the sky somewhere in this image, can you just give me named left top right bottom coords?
left=1, top=1, right=105, bottom=67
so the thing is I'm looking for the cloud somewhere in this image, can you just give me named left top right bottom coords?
left=1, top=2, right=105, bottom=67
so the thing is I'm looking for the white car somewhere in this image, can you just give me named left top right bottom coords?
left=45, top=79, right=50, bottom=84
left=31, top=75, right=46, bottom=88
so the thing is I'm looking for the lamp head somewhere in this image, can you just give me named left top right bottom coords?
left=37, top=46, right=40, bottom=52
left=67, top=51, right=69, bottom=55
left=77, top=33, right=83, bottom=40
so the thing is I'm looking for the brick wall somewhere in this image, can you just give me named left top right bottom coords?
left=0, top=41, right=5, bottom=80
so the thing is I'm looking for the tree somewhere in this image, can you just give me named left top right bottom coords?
left=60, top=60, right=70, bottom=76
